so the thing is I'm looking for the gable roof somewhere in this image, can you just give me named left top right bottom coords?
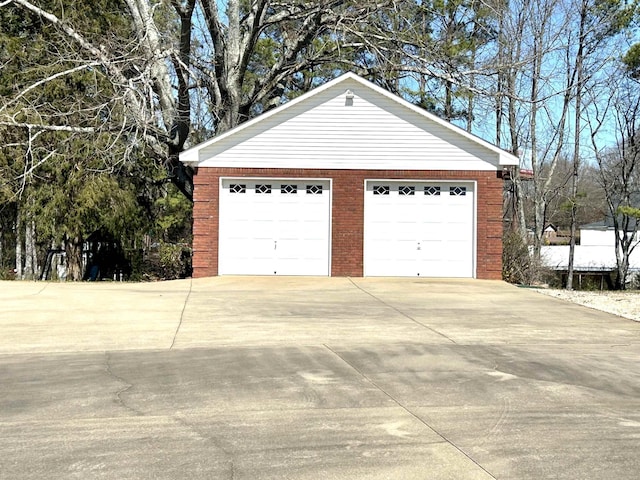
left=180, top=72, right=519, bottom=168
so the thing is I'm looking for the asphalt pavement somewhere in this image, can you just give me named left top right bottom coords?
left=1, top=277, right=639, bottom=479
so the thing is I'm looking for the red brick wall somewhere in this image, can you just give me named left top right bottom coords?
left=191, top=168, right=504, bottom=280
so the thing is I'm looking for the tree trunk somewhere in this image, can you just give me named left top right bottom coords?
left=566, top=197, right=578, bottom=289
left=566, top=0, right=588, bottom=290
left=613, top=221, right=625, bottom=290
left=65, top=235, right=84, bottom=281
left=505, top=30, right=527, bottom=246
left=24, top=219, right=36, bottom=280
left=615, top=213, right=637, bottom=290
left=32, top=221, right=38, bottom=276
left=15, top=207, right=23, bottom=280
left=0, top=222, right=3, bottom=272
left=445, top=80, right=453, bottom=121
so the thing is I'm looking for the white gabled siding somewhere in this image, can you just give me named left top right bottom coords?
left=195, top=78, right=501, bottom=171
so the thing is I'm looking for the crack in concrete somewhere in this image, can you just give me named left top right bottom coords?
left=32, top=283, right=49, bottom=296
left=103, top=353, right=235, bottom=477
left=171, top=414, right=236, bottom=479
left=347, top=278, right=457, bottom=344
left=325, top=344, right=498, bottom=480
left=104, top=352, right=144, bottom=416
left=170, top=278, right=193, bottom=350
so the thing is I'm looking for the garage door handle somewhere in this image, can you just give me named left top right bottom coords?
left=417, top=242, right=421, bottom=250
left=274, top=240, right=277, bottom=250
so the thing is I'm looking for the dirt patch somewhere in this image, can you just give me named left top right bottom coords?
left=534, top=289, right=640, bottom=322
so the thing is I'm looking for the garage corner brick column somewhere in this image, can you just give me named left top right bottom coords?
left=475, top=172, right=504, bottom=280
left=192, top=168, right=219, bottom=277
left=190, top=168, right=504, bottom=279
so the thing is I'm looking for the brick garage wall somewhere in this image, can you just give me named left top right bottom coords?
left=192, top=169, right=219, bottom=277
left=191, top=168, right=503, bottom=280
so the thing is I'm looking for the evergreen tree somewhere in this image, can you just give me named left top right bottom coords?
left=1, top=0, right=191, bottom=280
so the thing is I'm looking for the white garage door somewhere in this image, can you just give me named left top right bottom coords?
left=364, top=181, right=475, bottom=277
left=219, top=179, right=331, bottom=275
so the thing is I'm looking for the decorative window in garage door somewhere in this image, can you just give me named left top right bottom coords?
left=450, top=186, right=467, bottom=196
left=373, top=185, right=390, bottom=195
left=281, top=184, right=298, bottom=194
left=306, top=184, right=323, bottom=195
left=256, top=184, right=272, bottom=194
left=424, top=186, right=441, bottom=196
left=230, top=184, right=246, bottom=194
left=399, top=186, right=415, bottom=196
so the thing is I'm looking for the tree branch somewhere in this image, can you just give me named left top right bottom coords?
left=0, top=62, right=101, bottom=114
left=0, top=121, right=96, bottom=133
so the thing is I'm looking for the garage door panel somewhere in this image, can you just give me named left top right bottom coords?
left=422, top=258, right=446, bottom=273
left=444, top=259, right=472, bottom=277
left=219, top=179, right=330, bottom=276
left=444, top=222, right=471, bottom=239
left=446, top=206, right=472, bottom=220
left=420, top=228, right=443, bottom=241
left=393, top=222, right=421, bottom=237
left=220, top=238, right=274, bottom=259
left=396, top=209, right=418, bottom=222
left=253, top=204, right=274, bottom=217
left=278, top=238, right=327, bottom=258
left=219, top=251, right=274, bottom=276
left=275, top=240, right=327, bottom=275
left=365, top=181, right=475, bottom=278
left=421, top=240, right=444, bottom=255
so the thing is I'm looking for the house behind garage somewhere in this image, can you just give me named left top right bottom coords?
left=180, top=73, right=519, bottom=279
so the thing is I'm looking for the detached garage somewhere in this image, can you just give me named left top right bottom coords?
left=180, top=73, right=519, bottom=279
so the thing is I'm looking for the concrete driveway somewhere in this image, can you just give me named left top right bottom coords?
left=1, top=277, right=639, bottom=479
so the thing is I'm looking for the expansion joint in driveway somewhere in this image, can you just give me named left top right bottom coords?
left=324, top=344, right=498, bottom=480
left=347, top=278, right=457, bottom=344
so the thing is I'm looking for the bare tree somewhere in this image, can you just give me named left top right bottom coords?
left=590, top=78, right=640, bottom=289
left=4, top=0, right=413, bottom=200
left=564, top=0, right=635, bottom=289
left=494, top=0, right=573, bottom=267
left=491, top=0, right=635, bottom=286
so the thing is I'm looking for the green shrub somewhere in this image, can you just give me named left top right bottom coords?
left=0, top=267, right=16, bottom=280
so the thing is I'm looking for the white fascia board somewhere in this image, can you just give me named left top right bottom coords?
left=180, top=72, right=520, bottom=167
left=179, top=147, right=200, bottom=165
left=498, top=152, right=520, bottom=166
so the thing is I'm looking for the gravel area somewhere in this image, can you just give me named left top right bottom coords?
left=534, top=288, right=640, bottom=322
